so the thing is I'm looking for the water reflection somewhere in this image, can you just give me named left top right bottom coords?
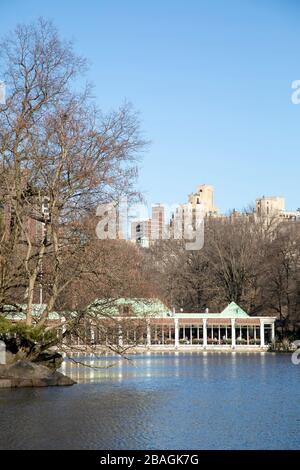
left=59, top=351, right=296, bottom=386
left=61, top=352, right=200, bottom=383
left=1, top=353, right=299, bottom=450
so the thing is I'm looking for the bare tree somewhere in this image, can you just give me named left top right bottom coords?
left=0, top=19, right=146, bottom=332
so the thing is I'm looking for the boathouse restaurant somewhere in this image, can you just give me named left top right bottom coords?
left=6, top=299, right=276, bottom=349
left=84, top=299, right=276, bottom=349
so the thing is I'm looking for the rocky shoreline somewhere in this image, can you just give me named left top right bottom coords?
left=0, top=360, right=76, bottom=388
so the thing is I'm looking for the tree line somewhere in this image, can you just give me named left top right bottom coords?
left=147, top=215, right=300, bottom=338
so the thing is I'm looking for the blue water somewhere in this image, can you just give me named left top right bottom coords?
left=0, top=352, right=299, bottom=449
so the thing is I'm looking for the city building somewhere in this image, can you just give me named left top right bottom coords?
left=256, top=196, right=300, bottom=222
left=131, top=204, right=167, bottom=246
left=170, top=184, right=219, bottom=239
left=188, top=184, right=219, bottom=216
left=131, top=219, right=151, bottom=246
left=151, top=203, right=165, bottom=240
left=130, top=186, right=300, bottom=247
left=256, top=196, right=285, bottom=218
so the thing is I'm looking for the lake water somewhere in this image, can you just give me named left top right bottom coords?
left=0, top=352, right=299, bottom=450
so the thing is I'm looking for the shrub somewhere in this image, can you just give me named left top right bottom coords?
left=0, top=316, right=58, bottom=360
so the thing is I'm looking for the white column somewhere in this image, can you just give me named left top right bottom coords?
left=174, top=318, right=179, bottom=348
left=118, top=323, right=123, bottom=347
left=61, top=316, right=66, bottom=344
left=231, top=319, right=236, bottom=349
left=146, top=320, right=151, bottom=349
left=260, top=319, right=265, bottom=347
left=91, top=325, right=95, bottom=345
left=246, top=326, right=249, bottom=345
left=203, top=319, right=207, bottom=349
left=218, top=326, right=221, bottom=344
left=271, top=322, right=275, bottom=342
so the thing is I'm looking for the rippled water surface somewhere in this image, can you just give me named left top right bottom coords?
left=0, top=353, right=299, bottom=449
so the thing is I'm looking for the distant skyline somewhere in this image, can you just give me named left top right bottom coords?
left=1, top=0, right=300, bottom=213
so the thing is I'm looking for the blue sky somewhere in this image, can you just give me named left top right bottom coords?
left=1, top=0, right=300, bottom=213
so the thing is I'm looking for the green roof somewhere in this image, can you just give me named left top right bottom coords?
left=90, top=298, right=172, bottom=317
left=1, top=300, right=250, bottom=321
left=2, top=304, right=61, bottom=321
left=219, top=302, right=249, bottom=318
left=174, top=302, right=249, bottom=319
left=106, top=300, right=250, bottom=319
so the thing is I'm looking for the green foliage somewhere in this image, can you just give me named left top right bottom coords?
left=0, top=316, right=58, bottom=356
left=0, top=316, right=11, bottom=333
left=0, top=316, right=55, bottom=342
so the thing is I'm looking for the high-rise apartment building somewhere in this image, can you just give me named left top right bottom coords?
left=131, top=204, right=167, bottom=247
left=188, top=184, right=219, bottom=216
left=151, top=204, right=165, bottom=240
left=256, top=196, right=300, bottom=222
left=131, top=219, right=151, bottom=247
left=256, top=196, right=285, bottom=218
left=169, top=184, right=218, bottom=240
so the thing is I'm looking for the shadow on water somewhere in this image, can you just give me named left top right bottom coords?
left=0, top=353, right=299, bottom=450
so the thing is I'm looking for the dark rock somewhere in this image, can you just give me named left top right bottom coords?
left=33, top=351, right=63, bottom=370
left=5, top=350, right=63, bottom=370
left=0, top=360, right=76, bottom=388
